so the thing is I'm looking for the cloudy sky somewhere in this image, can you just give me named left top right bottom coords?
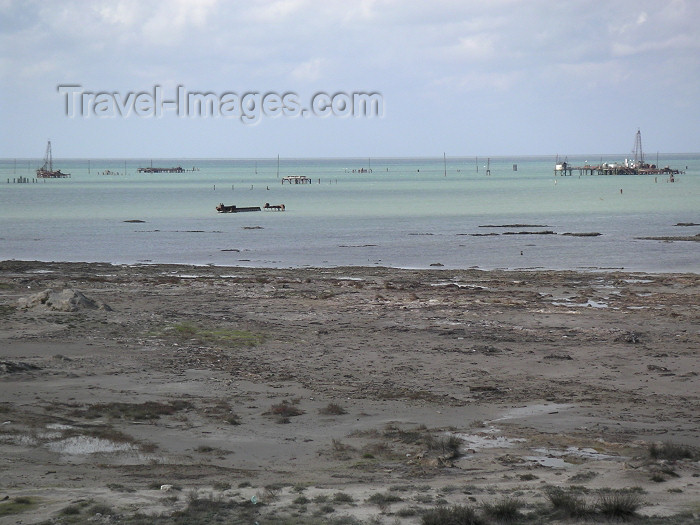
left=1, top=0, right=698, bottom=158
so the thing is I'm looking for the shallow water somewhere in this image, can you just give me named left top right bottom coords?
left=1, top=155, right=698, bottom=272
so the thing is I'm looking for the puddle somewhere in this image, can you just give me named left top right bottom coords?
left=532, top=446, right=620, bottom=461
left=453, top=427, right=526, bottom=450
left=491, top=403, right=572, bottom=422
left=47, top=436, right=135, bottom=454
left=524, top=455, right=571, bottom=468
left=551, top=300, right=608, bottom=308
left=455, top=433, right=525, bottom=449
left=0, top=434, right=38, bottom=446
left=432, top=281, right=488, bottom=290
left=46, top=423, right=74, bottom=430
left=525, top=446, right=622, bottom=469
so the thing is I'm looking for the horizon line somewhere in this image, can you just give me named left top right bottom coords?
left=1, top=152, right=699, bottom=162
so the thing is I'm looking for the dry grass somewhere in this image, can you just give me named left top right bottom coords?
left=596, top=490, right=642, bottom=520
left=266, top=401, right=305, bottom=423
left=76, top=400, right=193, bottom=421
left=319, top=403, right=347, bottom=415
left=649, top=442, right=698, bottom=461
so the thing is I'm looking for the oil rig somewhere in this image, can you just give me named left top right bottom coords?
left=555, top=130, right=682, bottom=177
left=36, top=140, right=70, bottom=178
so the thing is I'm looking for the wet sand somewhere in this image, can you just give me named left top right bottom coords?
left=0, top=261, right=698, bottom=523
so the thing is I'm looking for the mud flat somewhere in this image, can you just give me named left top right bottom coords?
left=0, top=261, right=698, bottom=524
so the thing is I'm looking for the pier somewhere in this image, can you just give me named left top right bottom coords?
left=7, top=177, right=38, bottom=184
left=281, top=175, right=311, bottom=184
left=137, top=166, right=186, bottom=173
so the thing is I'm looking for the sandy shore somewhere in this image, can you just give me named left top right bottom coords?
left=0, top=260, right=698, bottom=524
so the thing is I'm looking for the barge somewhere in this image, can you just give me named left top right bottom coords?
left=216, top=203, right=261, bottom=213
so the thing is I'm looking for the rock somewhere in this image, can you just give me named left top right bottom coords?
left=0, top=361, right=41, bottom=374
left=616, top=331, right=641, bottom=344
left=17, top=288, right=112, bottom=312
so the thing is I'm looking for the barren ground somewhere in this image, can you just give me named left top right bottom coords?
left=0, top=261, right=698, bottom=524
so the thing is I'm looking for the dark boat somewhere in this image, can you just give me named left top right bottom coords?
left=36, top=141, right=70, bottom=178
left=216, top=203, right=261, bottom=213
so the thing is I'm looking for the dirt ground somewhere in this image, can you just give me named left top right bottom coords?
left=0, top=260, right=698, bottom=524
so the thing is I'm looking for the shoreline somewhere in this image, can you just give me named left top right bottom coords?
left=1, top=257, right=697, bottom=276
left=1, top=260, right=698, bottom=523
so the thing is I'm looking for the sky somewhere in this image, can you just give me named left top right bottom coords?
left=1, top=0, right=698, bottom=159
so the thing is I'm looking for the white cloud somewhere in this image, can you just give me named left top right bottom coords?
left=289, top=58, right=325, bottom=83
left=1, top=0, right=698, bottom=156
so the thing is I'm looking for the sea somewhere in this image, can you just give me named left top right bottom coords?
left=1, top=155, right=698, bottom=273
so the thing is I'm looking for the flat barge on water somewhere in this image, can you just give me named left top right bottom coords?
left=216, top=203, right=261, bottom=213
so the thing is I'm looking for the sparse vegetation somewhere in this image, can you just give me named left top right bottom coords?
left=0, top=304, right=16, bottom=317
left=425, top=434, right=462, bottom=458
left=172, top=322, right=264, bottom=347
left=0, top=496, right=37, bottom=517
left=60, top=505, right=81, bottom=516
left=213, top=481, right=231, bottom=491
left=383, top=425, right=422, bottom=444
left=421, top=505, right=485, bottom=525
left=267, top=401, right=305, bottom=419
left=596, top=490, right=642, bottom=520
left=366, top=491, right=402, bottom=510
left=546, top=487, right=589, bottom=518
left=482, top=496, right=523, bottom=522
left=77, top=400, right=193, bottom=421
left=319, top=403, right=348, bottom=415
left=333, top=492, right=354, bottom=504
left=203, top=400, right=241, bottom=425
left=649, top=442, right=698, bottom=461
left=88, top=503, right=114, bottom=515
left=518, top=473, right=538, bottom=481
left=107, top=483, right=136, bottom=493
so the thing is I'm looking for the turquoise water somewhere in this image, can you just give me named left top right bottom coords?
left=1, top=155, right=698, bottom=272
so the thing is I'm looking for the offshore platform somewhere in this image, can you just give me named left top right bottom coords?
left=555, top=130, right=683, bottom=177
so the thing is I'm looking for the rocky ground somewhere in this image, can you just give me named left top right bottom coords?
left=0, top=260, right=698, bottom=524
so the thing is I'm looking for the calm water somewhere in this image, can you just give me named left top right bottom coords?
left=1, top=155, right=698, bottom=272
